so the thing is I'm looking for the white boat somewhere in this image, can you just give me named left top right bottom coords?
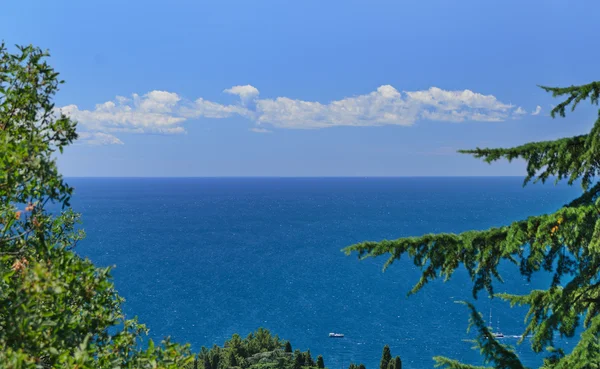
left=329, top=333, right=344, bottom=338
left=489, top=309, right=504, bottom=338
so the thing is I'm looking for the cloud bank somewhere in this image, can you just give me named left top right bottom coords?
left=61, top=85, right=538, bottom=145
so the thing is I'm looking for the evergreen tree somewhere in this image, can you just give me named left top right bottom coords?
left=228, top=349, right=238, bottom=367
left=305, top=349, right=315, bottom=366
left=317, top=355, right=325, bottom=369
left=203, top=355, right=212, bottom=369
left=348, top=364, right=358, bottom=369
left=358, top=364, right=366, bottom=369
left=393, top=356, right=401, bottom=369
left=225, top=333, right=246, bottom=358
left=209, top=345, right=221, bottom=369
left=379, top=345, right=392, bottom=369
left=345, top=81, right=600, bottom=368
left=285, top=341, right=293, bottom=353
left=294, top=350, right=305, bottom=369
left=200, top=347, right=211, bottom=369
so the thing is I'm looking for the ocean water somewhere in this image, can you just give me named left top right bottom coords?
left=67, top=177, right=582, bottom=369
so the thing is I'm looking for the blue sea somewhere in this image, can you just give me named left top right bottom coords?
left=68, top=177, right=582, bottom=369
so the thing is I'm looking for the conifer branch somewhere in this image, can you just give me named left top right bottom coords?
left=434, top=302, right=527, bottom=369
left=458, top=134, right=591, bottom=187
left=539, top=82, right=600, bottom=118
left=344, top=204, right=598, bottom=296
left=541, top=315, right=600, bottom=369
left=346, top=80, right=600, bottom=368
left=458, top=82, right=600, bottom=190
left=496, top=275, right=598, bottom=353
left=565, top=181, right=600, bottom=207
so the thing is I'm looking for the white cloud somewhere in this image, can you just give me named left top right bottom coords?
left=255, top=86, right=521, bottom=128
left=514, top=107, right=527, bottom=115
left=532, top=105, right=542, bottom=115
left=180, top=98, right=251, bottom=119
left=250, top=127, right=272, bottom=134
left=76, top=132, right=124, bottom=146
left=62, top=85, right=534, bottom=144
left=61, top=90, right=186, bottom=135
left=224, top=85, right=260, bottom=106
left=405, top=87, right=513, bottom=111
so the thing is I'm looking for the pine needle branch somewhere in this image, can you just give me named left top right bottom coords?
left=538, top=82, right=600, bottom=118
left=434, top=302, right=527, bottom=369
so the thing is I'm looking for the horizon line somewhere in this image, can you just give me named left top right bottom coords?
left=63, top=175, right=532, bottom=179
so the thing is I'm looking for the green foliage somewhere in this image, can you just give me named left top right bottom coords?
left=317, top=355, right=324, bottom=369
left=380, top=345, right=392, bottom=369
left=285, top=341, right=293, bottom=353
left=349, top=363, right=366, bottom=369
left=434, top=302, right=525, bottom=369
left=221, top=328, right=285, bottom=361
left=458, top=82, right=600, bottom=190
left=293, top=351, right=304, bottom=369
left=344, top=81, right=600, bottom=368
left=200, top=329, right=325, bottom=369
left=387, top=356, right=402, bottom=369
left=305, top=350, right=315, bottom=367
left=199, top=345, right=222, bottom=369
left=0, top=43, right=193, bottom=368
left=380, top=345, right=402, bottom=369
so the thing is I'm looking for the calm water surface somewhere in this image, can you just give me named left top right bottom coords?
left=68, top=177, right=582, bottom=369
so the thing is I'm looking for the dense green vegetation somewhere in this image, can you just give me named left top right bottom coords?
left=345, top=82, right=600, bottom=368
left=187, top=328, right=326, bottom=369
left=186, top=329, right=403, bottom=369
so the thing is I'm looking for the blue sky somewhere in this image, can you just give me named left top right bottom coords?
left=2, top=0, right=599, bottom=176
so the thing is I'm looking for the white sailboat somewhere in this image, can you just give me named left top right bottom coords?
left=489, top=309, right=504, bottom=338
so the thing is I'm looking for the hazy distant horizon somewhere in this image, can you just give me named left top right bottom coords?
left=64, top=175, right=530, bottom=179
